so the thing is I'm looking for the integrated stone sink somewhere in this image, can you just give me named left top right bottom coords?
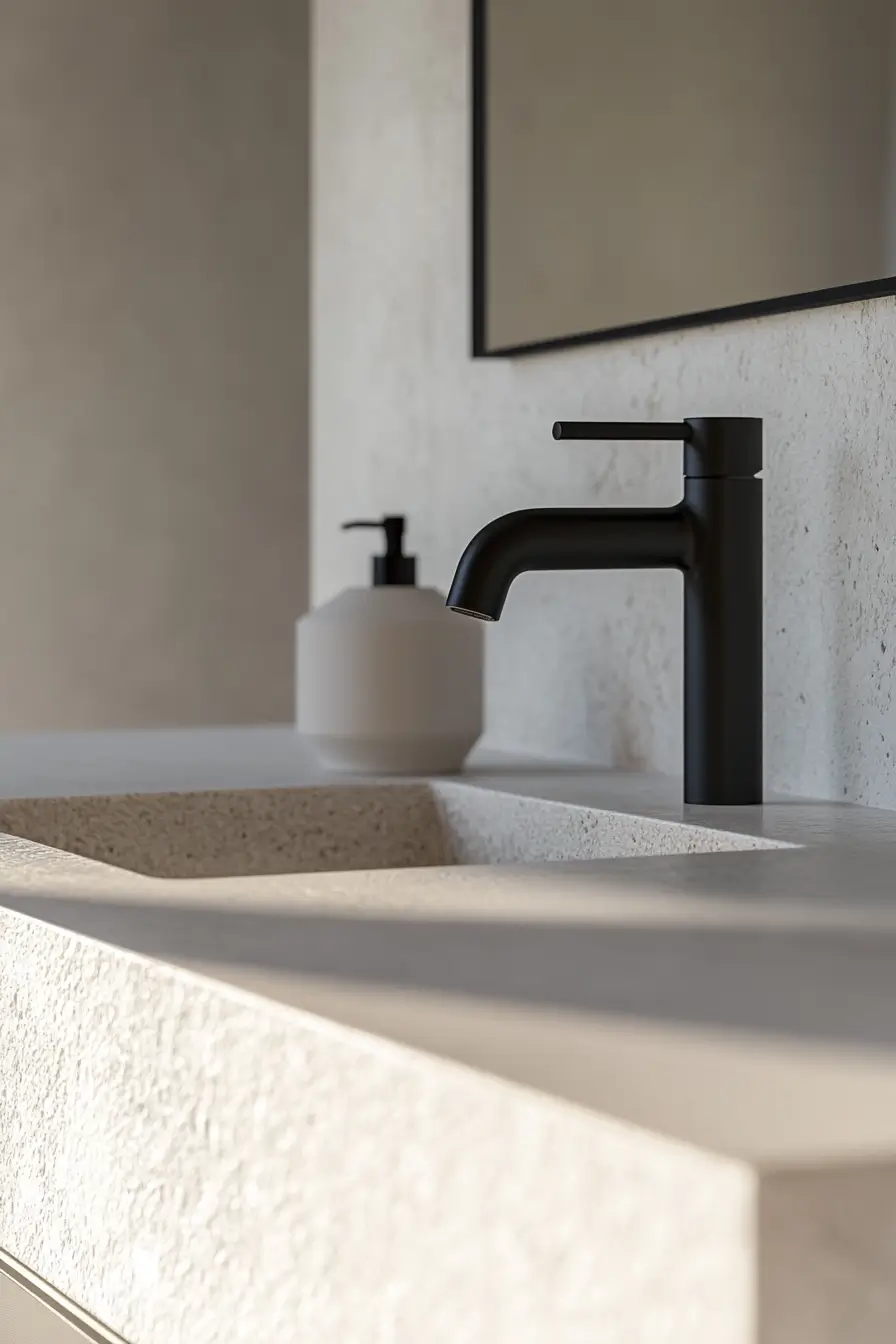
left=0, top=780, right=786, bottom=880
left=4, top=734, right=894, bottom=1344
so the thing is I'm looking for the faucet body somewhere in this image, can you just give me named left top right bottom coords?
left=447, top=418, right=762, bottom=806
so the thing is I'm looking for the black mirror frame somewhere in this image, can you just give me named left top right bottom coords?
left=471, top=0, right=896, bottom=359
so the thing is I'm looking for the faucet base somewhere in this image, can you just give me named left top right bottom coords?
left=683, top=474, right=763, bottom=806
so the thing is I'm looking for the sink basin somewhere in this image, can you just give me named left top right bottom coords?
left=0, top=780, right=786, bottom=880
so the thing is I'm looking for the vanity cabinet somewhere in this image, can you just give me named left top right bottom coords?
left=0, top=1262, right=121, bottom=1344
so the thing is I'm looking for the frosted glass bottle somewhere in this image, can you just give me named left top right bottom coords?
left=296, top=517, right=484, bottom=774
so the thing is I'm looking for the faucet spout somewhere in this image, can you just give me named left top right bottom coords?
left=447, top=507, right=690, bottom=620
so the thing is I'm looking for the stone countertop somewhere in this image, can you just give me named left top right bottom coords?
left=4, top=728, right=896, bottom=1342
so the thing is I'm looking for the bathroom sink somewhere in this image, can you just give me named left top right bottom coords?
left=0, top=780, right=784, bottom=880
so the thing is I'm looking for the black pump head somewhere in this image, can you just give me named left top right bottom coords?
left=342, top=515, right=417, bottom=586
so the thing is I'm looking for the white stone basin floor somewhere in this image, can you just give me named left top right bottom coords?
left=0, top=778, right=785, bottom=880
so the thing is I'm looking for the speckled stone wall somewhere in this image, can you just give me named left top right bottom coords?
left=312, top=0, right=896, bottom=808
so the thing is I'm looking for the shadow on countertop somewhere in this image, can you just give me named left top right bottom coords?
left=4, top=843, right=896, bottom=1053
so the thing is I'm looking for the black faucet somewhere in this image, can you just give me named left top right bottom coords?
left=447, top=418, right=762, bottom=805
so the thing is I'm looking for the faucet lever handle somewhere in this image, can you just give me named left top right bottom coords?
left=552, top=421, right=690, bottom=441
left=553, top=418, right=762, bottom=478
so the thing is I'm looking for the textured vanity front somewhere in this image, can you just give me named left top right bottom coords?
left=1, top=907, right=754, bottom=1344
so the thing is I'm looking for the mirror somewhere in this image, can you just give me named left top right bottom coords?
left=473, top=0, right=896, bottom=356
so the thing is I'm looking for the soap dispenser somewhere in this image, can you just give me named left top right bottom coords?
left=296, top=516, right=484, bottom=774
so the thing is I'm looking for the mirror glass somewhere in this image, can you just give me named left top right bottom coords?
left=475, top=0, right=896, bottom=355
